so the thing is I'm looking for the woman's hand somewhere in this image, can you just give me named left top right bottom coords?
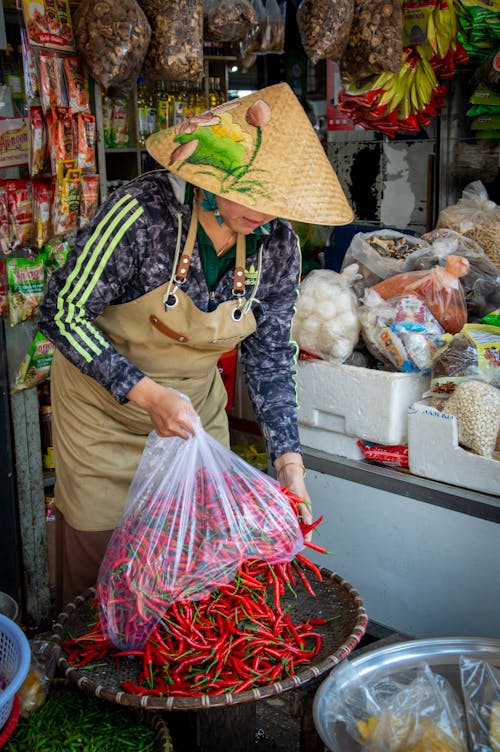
left=127, top=377, right=200, bottom=438
left=274, top=452, right=313, bottom=539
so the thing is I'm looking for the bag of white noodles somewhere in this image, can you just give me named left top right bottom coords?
left=292, top=265, right=361, bottom=362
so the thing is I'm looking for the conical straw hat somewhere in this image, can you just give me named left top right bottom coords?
left=146, top=82, right=354, bottom=226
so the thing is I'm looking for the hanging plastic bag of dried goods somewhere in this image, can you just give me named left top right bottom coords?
left=139, top=0, right=204, bottom=82
left=203, top=0, right=258, bottom=43
left=297, top=0, right=354, bottom=65
left=239, top=0, right=285, bottom=64
left=370, top=255, right=470, bottom=334
left=340, top=0, right=403, bottom=83
left=97, top=422, right=303, bottom=649
left=72, top=0, right=151, bottom=93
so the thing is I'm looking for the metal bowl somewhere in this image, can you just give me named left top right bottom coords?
left=313, top=636, right=500, bottom=752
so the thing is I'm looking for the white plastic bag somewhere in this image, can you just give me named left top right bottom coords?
left=292, top=265, right=361, bottom=363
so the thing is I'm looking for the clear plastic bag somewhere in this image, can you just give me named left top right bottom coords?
left=429, top=323, right=500, bottom=398
left=359, top=290, right=445, bottom=373
left=139, top=0, right=204, bottom=82
left=296, top=0, right=354, bottom=65
left=17, top=640, right=58, bottom=718
left=322, top=662, right=467, bottom=751
left=419, top=228, right=500, bottom=319
left=341, top=230, right=431, bottom=298
left=203, top=0, right=258, bottom=43
left=97, top=425, right=303, bottom=649
left=73, top=0, right=151, bottom=92
left=437, top=181, right=500, bottom=267
left=292, top=265, right=361, bottom=363
left=460, top=656, right=500, bottom=752
left=239, top=0, right=285, bottom=59
left=371, top=255, right=470, bottom=334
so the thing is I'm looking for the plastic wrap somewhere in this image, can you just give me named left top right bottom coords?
left=460, top=657, right=500, bottom=752
left=371, top=255, right=470, bottom=334
left=322, top=662, right=466, bottom=751
left=292, top=265, right=361, bottom=363
left=73, top=0, right=151, bottom=92
left=359, top=290, right=445, bottom=373
left=17, top=640, right=58, bottom=718
left=97, top=425, right=303, bottom=649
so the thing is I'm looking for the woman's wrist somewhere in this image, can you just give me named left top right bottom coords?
left=275, top=453, right=306, bottom=481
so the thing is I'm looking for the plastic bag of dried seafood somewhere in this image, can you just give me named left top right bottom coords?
left=203, top=0, right=258, bottom=43
left=73, top=0, right=151, bottom=92
left=139, top=0, right=204, bottom=82
left=238, top=0, right=285, bottom=64
left=340, top=0, right=403, bottom=82
left=297, top=0, right=354, bottom=65
left=340, top=229, right=430, bottom=298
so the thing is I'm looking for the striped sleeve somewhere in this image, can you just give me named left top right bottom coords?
left=39, top=190, right=146, bottom=401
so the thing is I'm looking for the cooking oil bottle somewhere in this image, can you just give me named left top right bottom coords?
left=156, top=81, right=171, bottom=130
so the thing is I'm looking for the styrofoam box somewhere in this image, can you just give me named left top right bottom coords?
left=408, top=400, right=500, bottom=496
left=297, top=360, right=429, bottom=460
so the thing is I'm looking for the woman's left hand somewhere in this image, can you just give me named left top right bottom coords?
left=274, top=452, right=313, bottom=539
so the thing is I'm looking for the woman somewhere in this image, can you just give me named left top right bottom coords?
left=38, top=83, right=353, bottom=610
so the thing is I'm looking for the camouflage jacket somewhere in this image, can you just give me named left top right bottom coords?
left=38, top=171, right=302, bottom=461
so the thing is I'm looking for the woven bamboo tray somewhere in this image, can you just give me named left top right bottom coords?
left=49, top=567, right=368, bottom=711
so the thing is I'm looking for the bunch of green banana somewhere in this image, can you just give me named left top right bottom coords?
left=426, top=0, right=459, bottom=60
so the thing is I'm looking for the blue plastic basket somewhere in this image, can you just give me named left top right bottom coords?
left=0, top=614, right=31, bottom=731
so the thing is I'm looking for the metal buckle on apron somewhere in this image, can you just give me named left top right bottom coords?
left=164, top=289, right=179, bottom=309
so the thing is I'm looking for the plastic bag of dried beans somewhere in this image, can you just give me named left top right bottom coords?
left=97, top=422, right=303, bottom=649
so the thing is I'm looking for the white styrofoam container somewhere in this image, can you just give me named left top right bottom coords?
left=297, top=360, right=429, bottom=459
left=408, top=400, right=500, bottom=496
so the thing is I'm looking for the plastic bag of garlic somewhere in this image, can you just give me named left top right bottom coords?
left=292, top=264, right=361, bottom=362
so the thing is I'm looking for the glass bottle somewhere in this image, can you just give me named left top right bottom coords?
left=156, top=81, right=171, bottom=130
left=137, top=78, right=150, bottom=146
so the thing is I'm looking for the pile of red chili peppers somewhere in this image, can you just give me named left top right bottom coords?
left=62, top=489, right=330, bottom=697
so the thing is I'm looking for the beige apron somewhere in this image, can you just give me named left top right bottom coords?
left=51, top=201, right=259, bottom=531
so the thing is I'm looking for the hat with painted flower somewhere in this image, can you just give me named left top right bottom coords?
left=146, top=82, right=354, bottom=226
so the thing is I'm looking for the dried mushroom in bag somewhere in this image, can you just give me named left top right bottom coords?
left=139, top=0, right=204, bottom=82
left=297, top=0, right=354, bottom=65
left=203, top=0, right=258, bottom=43
left=73, top=0, right=151, bottom=92
left=340, top=0, right=403, bottom=82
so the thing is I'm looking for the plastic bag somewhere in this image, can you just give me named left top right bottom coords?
left=430, top=323, right=500, bottom=397
left=419, top=228, right=500, bottom=319
left=341, top=230, right=431, bottom=298
left=443, top=380, right=500, bottom=457
left=292, top=265, right=361, bottom=363
left=460, top=657, right=500, bottom=752
left=322, top=662, right=466, bottom=751
left=140, top=0, right=204, bottom=82
left=437, top=181, right=500, bottom=267
left=17, top=640, right=58, bottom=718
left=239, top=0, right=285, bottom=61
left=203, top=0, right=258, bottom=43
left=97, top=425, right=303, bottom=649
left=359, top=290, right=445, bottom=373
left=73, top=0, right=151, bottom=93
left=340, top=0, right=404, bottom=82
left=371, top=255, right=470, bottom=334
left=296, top=0, right=354, bottom=65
